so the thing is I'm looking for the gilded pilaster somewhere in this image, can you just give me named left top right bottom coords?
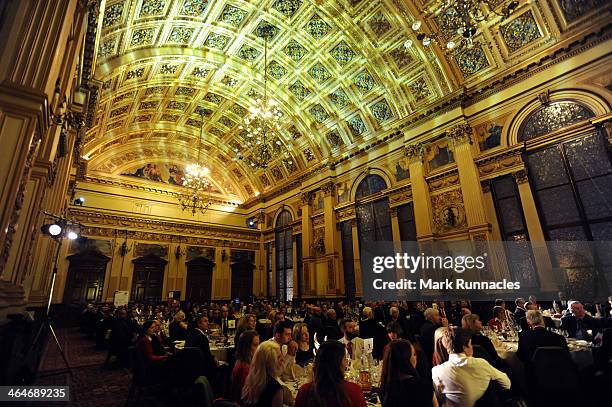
left=405, top=143, right=434, bottom=239
left=513, top=170, right=557, bottom=292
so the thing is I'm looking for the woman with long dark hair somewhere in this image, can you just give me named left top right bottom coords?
left=379, top=339, right=438, bottom=407
left=295, top=340, right=366, bottom=407
left=231, top=330, right=260, bottom=402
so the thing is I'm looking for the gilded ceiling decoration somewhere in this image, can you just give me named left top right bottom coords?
left=82, top=0, right=606, bottom=203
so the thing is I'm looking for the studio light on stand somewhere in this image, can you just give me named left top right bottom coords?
left=30, top=211, right=84, bottom=377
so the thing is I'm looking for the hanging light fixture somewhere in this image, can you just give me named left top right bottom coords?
left=178, top=111, right=212, bottom=215
left=233, top=23, right=293, bottom=171
left=405, top=0, right=519, bottom=51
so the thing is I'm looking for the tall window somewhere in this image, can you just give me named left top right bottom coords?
left=275, top=210, right=293, bottom=301
left=526, top=128, right=612, bottom=295
left=295, top=234, right=303, bottom=297
left=340, top=221, right=356, bottom=299
left=265, top=242, right=272, bottom=297
left=397, top=203, right=417, bottom=250
left=356, top=175, right=393, bottom=275
left=490, top=175, right=538, bottom=288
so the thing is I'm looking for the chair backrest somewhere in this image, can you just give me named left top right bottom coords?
left=472, top=344, right=494, bottom=364
left=529, top=346, right=579, bottom=403
left=131, top=345, right=152, bottom=386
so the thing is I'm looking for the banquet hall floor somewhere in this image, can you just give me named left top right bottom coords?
left=25, top=328, right=133, bottom=407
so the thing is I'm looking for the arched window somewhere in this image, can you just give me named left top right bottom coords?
left=524, top=124, right=612, bottom=297
left=518, top=101, right=595, bottom=141
left=275, top=210, right=293, bottom=301
left=352, top=175, right=392, bottom=297
left=355, top=174, right=387, bottom=200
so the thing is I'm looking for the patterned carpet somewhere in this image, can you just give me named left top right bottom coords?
left=32, top=327, right=133, bottom=407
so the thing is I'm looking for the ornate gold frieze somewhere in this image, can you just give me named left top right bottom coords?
left=404, top=143, right=425, bottom=162
left=476, top=147, right=524, bottom=179
left=336, top=206, right=356, bottom=222
left=320, top=180, right=336, bottom=197
left=68, top=208, right=260, bottom=241
left=312, top=214, right=325, bottom=227
left=311, top=228, right=325, bottom=256
left=428, top=169, right=460, bottom=192
left=512, top=169, right=529, bottom=184
left=431, top=189, right=467, bottom=234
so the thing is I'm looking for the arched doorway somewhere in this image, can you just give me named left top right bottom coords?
left=131, top=254, right=166, bottom=302
left=63, top=251, right=110, bottom=305
left=186, top=257, right=214, bottom=301
left=275, top=210, right=293, bottom=301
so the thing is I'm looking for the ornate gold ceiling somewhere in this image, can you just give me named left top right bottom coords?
left=83, top=0, right=605, bottom=202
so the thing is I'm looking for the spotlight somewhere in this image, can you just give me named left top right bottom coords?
left=246, top=217, right=257, bottom=228
left=66, top=230, right=79, bottom=240
left=41, top=223, right=63, bottom=237
left=73, top=196, right=85, bottom=206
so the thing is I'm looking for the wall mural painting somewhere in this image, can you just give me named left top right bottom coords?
left=134, top=243, right=168, bottom=258
left=122, top=163, right=186, bottom=185
left=187, top=246, right=215, bottom=262
left=477, top=123, right=503, bottom=151
left=68, top=238, right=112, bottom=257
left=337, top=182, right=350, bottom=203
left=394, top=160, right=410, bottom=182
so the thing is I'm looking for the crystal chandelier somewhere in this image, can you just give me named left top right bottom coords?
left=405, top=0, right=519, bottom=51
left=233, top=23, right=293, bottom=170
left=178, top=112, right=212, bottom=215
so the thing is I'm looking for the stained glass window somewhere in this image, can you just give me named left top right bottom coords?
left=491, top=175, right=538, bottom=287
left=275, top=210, right=293, bottom=300
left=519, top=101, right=595, bottom=141
left=340, top=221, right=355, bottom=299
left=526, top=130, right=612, bottom=297
left=355, top=174, right=387, bottom=199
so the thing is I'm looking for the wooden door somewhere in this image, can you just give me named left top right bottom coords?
left=131, top=254, right=167, bottom=302
left=231, top=261, right=254, bottom=300
left=64, top=251, right=110, bottom=305
left=186, top=257, right=214, bottom=301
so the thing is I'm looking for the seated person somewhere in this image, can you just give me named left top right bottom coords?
left=231, top=330, right=259, bottom=402
left=339, top=318, right=364, bottom=361
left=560, top=301, right=601, bottom=340
left=379, top=339, right=438, bottom=407
left=169, top=310, right=188, bottom=341
left=420, top=308, right=448, bottom=363
left=295, top=340, right=367, bottom=407
left=242, top=341, right=293, bottom=407
left=432, top=327, right=450, bottom=367
left=488, top=306, right=506, bottom=332
left=136, top=320, right=169, bottom=381
left=293, top=323, right=314, bottom=366
left=518, top=310, right=569, bottom=364
left=185, top=315, right=218, bottom=381
left=432, top=328, right=510, bottom=407
left=462, top=314, right=503, bottom=368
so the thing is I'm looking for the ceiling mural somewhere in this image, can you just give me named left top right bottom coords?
left=82, top=0, right=606, bottom=203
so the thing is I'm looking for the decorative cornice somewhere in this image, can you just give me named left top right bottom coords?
left=80, top=175, right=241, bottom=207
left=67, top=208, right=260, bottom=242
left=476, top=146, right=524, bottom=179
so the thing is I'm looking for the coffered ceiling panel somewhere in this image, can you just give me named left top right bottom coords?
left=83, top=0, right=607, bottom=202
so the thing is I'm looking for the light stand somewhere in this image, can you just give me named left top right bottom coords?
left=31, top=235, right=72, bottom=377
left=28, top=212, right=82, bottom=378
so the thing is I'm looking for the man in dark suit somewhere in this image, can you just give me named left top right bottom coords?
left=518, top=310, right=569, bottom=363
left=560, top=301, right=601, bottom=340
left=514, top=298, right=526, bottom=324
left=420, top=307, right=448, bottom=363
left=359, top=306, right=387, bottom=359
left=185, top=315, right=217, bottom=381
